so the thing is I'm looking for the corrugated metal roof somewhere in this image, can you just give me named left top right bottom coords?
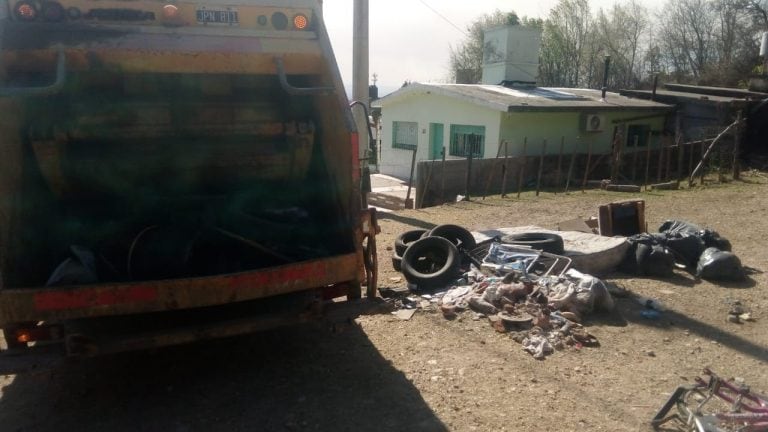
left=373, top=83, right=672, bottom=112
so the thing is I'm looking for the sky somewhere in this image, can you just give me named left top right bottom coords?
left=322, top=0, right=666, bottom=96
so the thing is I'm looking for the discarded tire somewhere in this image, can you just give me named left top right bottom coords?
left=401, top=236, right=460, bottom=288
left=427, top=224, right=477, bottom=251
left=392, top=252, right=402, bottom=272
left=500, top=233, right=564, bottom=254
left=395, top=229, right=428, bottom=256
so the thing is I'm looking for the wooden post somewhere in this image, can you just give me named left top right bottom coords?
left=418, top=157, right=438, bottom=209
left=517, top=138, right=527, bottom=198
left=555, top=137, right=564, bottom=192
left=483, top=140, right=504, bottom=199
left=665, top=138, right=673, bottom=181
left=688, top=141, right=694, bottom=178
left=675, top=117, right=683, bottom=186
left=733, top=111, right=742, bottom=180
left=699, top=139, right=706, bottom=186
left=688, top=121, right=743, bottom=187
left=581, top=141, right=592, bottom=193
left=464, top=147, right=473, bottom=201
left=565, top=147, right=577, bottom=194
left=536, top=140, right=546, bottom=196
left=610, top=127, right=624, bottom=185
left=644, top=134, right=652, bottom=191
left=501, top=141, right=509, bottom=198
left=405, top=148, right=417, bottom=208
left=440, top=147, right=446, bottom=204
left=631, top=136, right=639, bottom=181
left=656, top=138, right=664, bottom=183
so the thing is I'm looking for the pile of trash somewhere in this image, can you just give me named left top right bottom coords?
left=421, top=267, right=614, bottom=359
left=620, top=220, right=744, bottom=281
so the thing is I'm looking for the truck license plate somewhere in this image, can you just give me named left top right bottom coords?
left=196, top=8, right=239, bottom=25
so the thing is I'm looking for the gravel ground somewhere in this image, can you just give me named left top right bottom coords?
left=1, top=173, right=766, bottom=432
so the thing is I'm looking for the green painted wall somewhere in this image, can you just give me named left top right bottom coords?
left=499, top=110, right=668, bottom=156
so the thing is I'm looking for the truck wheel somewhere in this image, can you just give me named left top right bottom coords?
left=395, top=229, right=428, bottom=256
left=500, top=233, right=564, bottom=254
left=401, top=237, right=460, bottom=289
left=427, top=224, right=477, bottom=251
left=392, top=252, right=402, bottom=272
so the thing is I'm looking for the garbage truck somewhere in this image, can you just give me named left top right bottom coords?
left=0, top=0, right=378, bottom=373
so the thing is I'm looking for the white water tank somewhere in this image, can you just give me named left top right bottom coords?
left=481, top=25, right=542, bottom=85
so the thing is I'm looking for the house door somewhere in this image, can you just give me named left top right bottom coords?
left=429, top=123, right=444, bottom=160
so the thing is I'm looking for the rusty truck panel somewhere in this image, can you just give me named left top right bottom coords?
left=0, top=0, right=377, bottom=373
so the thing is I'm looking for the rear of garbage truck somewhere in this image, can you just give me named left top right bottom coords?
left=0, top=0, right=378, bottom=373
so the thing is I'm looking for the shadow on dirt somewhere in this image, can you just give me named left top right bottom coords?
left=0, top=324, right=447, bottom=432
left=378, top=213, right=436, bottom=231
left=616, top=298, right=768, bottom=363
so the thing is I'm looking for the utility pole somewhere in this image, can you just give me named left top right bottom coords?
left=353, top=0, right=370, bottom=160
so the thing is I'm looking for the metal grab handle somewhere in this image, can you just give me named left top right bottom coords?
left=273, top=57, right=334, bottom=96
left=0, top=50, right=67, bottom=97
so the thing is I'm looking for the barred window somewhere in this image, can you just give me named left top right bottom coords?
left=449, top=124, right=485, bottom=157
left=626, top=124, right=651, bottom=147
left=392, top=121, right=418, bottom=150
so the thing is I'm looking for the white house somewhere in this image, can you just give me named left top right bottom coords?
left=371, top=25, right=672, bottom=180
left=373, top=83, right=672, bottom=180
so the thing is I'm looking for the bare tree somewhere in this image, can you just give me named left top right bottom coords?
left=658, top=0, right=718, bottom=80
left=539, top=0, right=593, bottom=87
left=593, top=0, right=650, bottom=88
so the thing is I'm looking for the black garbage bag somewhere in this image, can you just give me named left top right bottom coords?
left=696, top=247, right=745, bottom=281
left=659, top=220, right=732, bottom=252
left=620, top=234, right=675, bottom=278
left=658, top=220, right=702, bottom=236
left=664, top=233, right=706, bottom=268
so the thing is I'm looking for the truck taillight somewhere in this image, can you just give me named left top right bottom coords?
left=41, top=1, right=65, bottom=22
left=12, top=325, right=61, bottom=344
left=271, top=11, right=287, bottom=30
left=14, top=1, right=37, bottom=21
left=293, top=13, right=308, bottom=30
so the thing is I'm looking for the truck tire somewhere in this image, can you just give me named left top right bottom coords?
left=427, top=224, right=477, bottom=251
left=395, top=229, right=428, bottom=256
left=401, top=236, right=460, bottom=289
left=392, top=252, right=403, bottom=272
left=500, top=233, right=564, bottom=254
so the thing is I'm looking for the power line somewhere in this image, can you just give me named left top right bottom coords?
left=417, top=0, right=468, bottom=36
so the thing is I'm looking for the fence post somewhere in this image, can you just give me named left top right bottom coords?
left=536, top=140, right=546, bottom=196
left=631, top=136, right=639, bottom=181
left=644, top=134, right=652, bottom=191
left=405, top=148, right=417, bottom=209
left=733, top=111, right=742, bottom=180
left=501, top=141, right=509, bottom=198
left=517, top=138, right=527, bottom=198
left=555, top=137, right=564, bottom=193
left=656, top=138, right=664, bottom=183
left=565, top=147, right=576, bottom=194
left=581, top=141, right=592, bottom=193
left=464, top=145, right=473, bottom=201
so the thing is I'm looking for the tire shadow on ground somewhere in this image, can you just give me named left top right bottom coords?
left=0, top=324, right=448, bottom=432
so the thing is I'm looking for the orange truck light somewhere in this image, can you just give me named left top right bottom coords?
left=293, top=13, right=307, bottom=30
left=15, top=2, right=37, bottom=20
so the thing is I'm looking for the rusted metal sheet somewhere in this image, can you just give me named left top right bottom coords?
left=0, top=254, right=359, bottom=325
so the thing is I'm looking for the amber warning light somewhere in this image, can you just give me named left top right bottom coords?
left=15, top=2, right=37, bottom=20
left=293, top=13, right=308, bottom=30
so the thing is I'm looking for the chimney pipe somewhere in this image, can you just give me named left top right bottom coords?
left=601, top=55, right=611, bottom=100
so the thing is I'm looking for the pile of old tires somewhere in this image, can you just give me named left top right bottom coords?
left=392, top=225, right=476, bottom=289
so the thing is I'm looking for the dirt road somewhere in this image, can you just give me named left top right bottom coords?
left=2, top=174, right=767, bottom=431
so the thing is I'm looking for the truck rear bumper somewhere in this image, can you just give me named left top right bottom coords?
left=0, top=253, right=360, bottom=326
left=0, top=297, right=390, bottom=375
